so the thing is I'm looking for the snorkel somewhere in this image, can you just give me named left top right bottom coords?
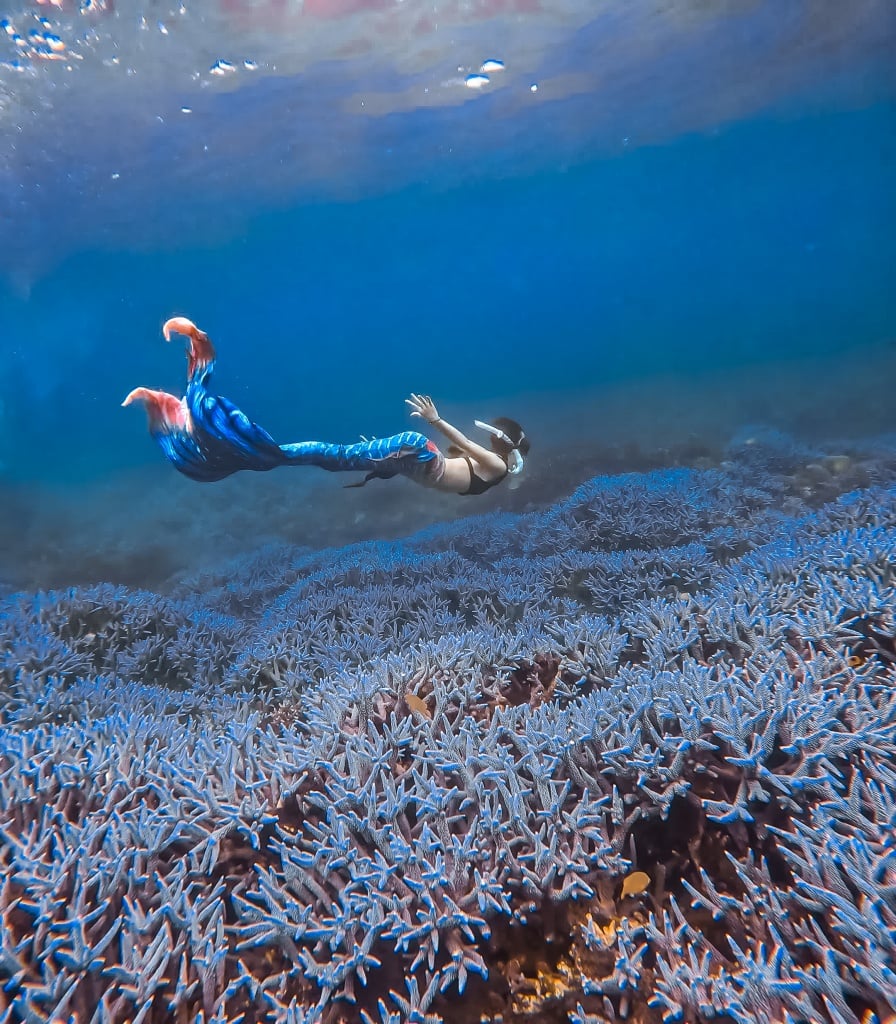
left=474, top=419, right=526, bottom=474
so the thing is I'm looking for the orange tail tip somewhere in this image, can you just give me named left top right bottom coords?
left=162, top=315, right=215, bottom=378
left=162, top=315, right=199, bottom=341
left=122, top=387, right=189, bottom=433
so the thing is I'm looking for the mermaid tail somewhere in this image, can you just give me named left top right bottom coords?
left=125, top=378, right=288, bottom=481
left=121, top=387, right=236, bottom=482
left=186, top=376, right=286, bottom=471
left=279, top=431, right=443, bottom=485
left=127, top=317, right=444, bottom=487
left=163, top=315, right=284, bottom=467
left=132, top=316, right=288, bottom=478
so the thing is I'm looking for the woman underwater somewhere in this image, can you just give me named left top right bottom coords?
left=123, top=317, right=530, bottom=496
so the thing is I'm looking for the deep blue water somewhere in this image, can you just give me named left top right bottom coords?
left=3, top=102, right=895, bottom=486
left=0, top=0, right=894, bottom=585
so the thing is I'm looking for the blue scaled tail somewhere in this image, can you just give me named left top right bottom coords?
left=125, top=318, right=443, bottom=487
left=185, top=360, right=286, bottom=475
left=279, top=431, right=441, bottom=486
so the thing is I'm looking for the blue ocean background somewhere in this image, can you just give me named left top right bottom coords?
left=1, top=0, right=895, bottom=587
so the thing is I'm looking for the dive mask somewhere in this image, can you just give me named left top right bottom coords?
left=474, top=420, right=525, bottom=475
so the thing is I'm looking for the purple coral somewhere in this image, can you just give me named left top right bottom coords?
left=1, top=433, right=895, bottom=1023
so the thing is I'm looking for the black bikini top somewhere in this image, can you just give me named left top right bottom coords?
left=461, top=455, right=507, bottom=496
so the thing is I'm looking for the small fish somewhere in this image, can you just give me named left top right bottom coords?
left=210, top=59, right=236, bottom=76
left=464, top=73, right=489, bottom=90
left=619, top=871, right=651, bottom=898
left=480, top=59, right=504, bottom=73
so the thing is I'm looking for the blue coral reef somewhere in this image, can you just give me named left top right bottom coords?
left=2, top=430, right=896, bottom=1024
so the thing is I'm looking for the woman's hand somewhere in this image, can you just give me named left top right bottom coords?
left=405, top=393, right=440, bottom=424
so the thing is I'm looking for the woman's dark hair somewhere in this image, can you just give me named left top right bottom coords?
left=489, top=417, right=530, bottom=457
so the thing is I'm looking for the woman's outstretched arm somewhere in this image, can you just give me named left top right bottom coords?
left=405, top=394, right=503, bottom=468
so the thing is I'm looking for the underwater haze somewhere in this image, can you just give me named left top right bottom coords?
left=3, top=4, right=896, bottom=1024
left=1, top=0, right=895, bottom=586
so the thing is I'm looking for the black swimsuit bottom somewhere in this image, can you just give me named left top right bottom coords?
left=461, top=455, right=507, bottom=496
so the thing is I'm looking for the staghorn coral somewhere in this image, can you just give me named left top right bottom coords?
left=0, top=432, right=895, bottom=1024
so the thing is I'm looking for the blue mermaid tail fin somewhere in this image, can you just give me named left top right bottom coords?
left=187, top=383, right=286, bottom=471
left=122, top=386, right=234, bottom=482
left=162, top=316, right=288, bottom=473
